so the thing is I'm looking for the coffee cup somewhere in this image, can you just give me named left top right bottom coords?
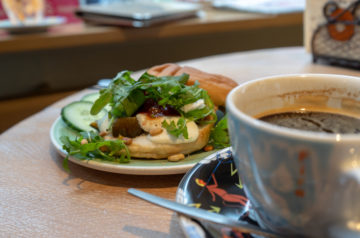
left=226, top=74, right=360, bottom=237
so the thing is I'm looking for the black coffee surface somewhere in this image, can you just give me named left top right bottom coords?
left=259, top=111, right=360, bottom=134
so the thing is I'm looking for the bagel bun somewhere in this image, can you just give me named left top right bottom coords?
left=128, top=122, right=213, bottom=159
left=99, top=113, right=214, bottom=159
left=147, top=63, right=238, bottom=106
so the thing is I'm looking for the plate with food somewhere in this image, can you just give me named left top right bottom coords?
left=50, top=63, right=237, bottom=175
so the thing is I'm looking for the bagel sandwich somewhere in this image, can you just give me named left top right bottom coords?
left=62, top=70, right=217, bottom=162
left=93, top=70, right=217, bottom=159
left=61, top=65, right=235, bottom=163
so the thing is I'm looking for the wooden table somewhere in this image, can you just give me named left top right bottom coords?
left=2, top=47, right=360, bottom=237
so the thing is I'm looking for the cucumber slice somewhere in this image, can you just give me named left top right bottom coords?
left=81, top=92, right=111, bottom=111
left=81, top=92, right=100, bottom=103
left=61, top=101, right=108, bottom=132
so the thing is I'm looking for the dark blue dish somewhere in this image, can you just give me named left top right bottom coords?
left=176, top=148, right=260, bottom=238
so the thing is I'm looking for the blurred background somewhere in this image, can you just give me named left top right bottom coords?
left=0, top=0, right=304, bottom=132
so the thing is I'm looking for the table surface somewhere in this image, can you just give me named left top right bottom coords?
left=2, top=47, right=360, bottom=238
left=0, top=4, right=302, bottom=53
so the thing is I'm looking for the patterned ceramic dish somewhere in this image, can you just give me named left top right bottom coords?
left=176, top=147, right=260, bottom=238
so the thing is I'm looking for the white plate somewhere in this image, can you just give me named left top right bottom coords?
left=0, top=16, right=66, bottom=34
left=50, top=117, right=218, bottom=175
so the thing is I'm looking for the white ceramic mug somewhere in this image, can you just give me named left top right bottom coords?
left=226, top=74, right=360, bottom=237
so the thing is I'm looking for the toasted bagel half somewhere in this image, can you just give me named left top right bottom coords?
left=147, top=63, right=238, bottom=106
left=127, top=123, right=213, bottom=159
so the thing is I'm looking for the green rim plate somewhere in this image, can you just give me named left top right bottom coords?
left=50, top=117, right=218, bottom=175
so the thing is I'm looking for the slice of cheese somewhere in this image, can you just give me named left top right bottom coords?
left=181, top=99, right=205, bottom=113
left=136, top=113, right=163, bottom=132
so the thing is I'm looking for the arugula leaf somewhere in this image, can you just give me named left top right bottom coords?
left=90, top=89, right=112, bottom=115
left=138, top=73, right=216, bottom=123
left=182, top=89, right=216, bottom=123
left=112, top=89, right=145, bottom=117
left=60, top=131, right=131, bottom=172
left=91, top=71, right=145, bottom=118
left=208, top=115, right=230, bottom=149
left=138, top=73, right=189, bottom=105
left=62, top=156, right=70, bottom=173
left=162, top=117, right=189, bottom=139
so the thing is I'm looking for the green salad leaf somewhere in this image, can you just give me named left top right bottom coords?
left=91, top=71, right=146, bottom=118
left=162, top=117, right=189, bottom=139
left=208, top=115, right=230, bottom=149
left=138, top=73, right=216, bottom=123
left=90, top=89, right=112, bottom=115
left=60, top=131, right=131, bottom=171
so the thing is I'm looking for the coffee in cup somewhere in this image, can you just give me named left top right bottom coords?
left=257, top=109, right=360, bottom=134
